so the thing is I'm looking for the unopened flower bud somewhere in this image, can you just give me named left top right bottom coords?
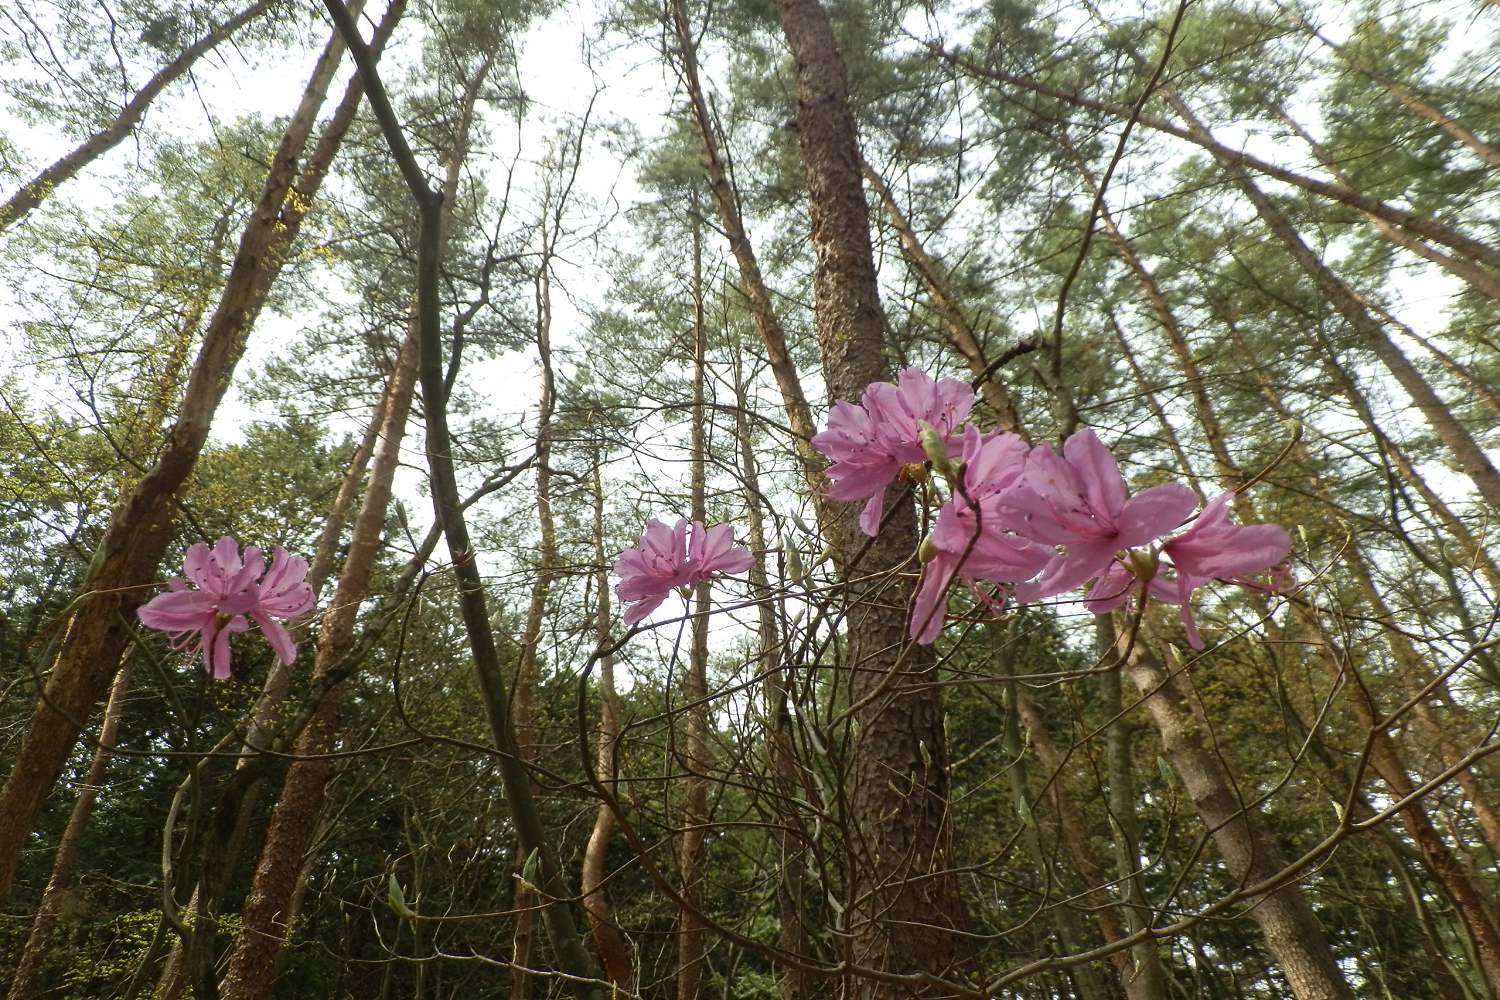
left=918, top=531, right=939, bottom=564
left=917, top=420, right=956, bottom=482
left=1127, top=547, right=1159, bottom=582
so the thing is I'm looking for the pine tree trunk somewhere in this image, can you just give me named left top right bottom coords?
left=1013, top=682, right=1165, bottom=1000
left=5, top=657, right=134, bottom=1000
left=678, top=228, right=711, bottom=1000
left=667, top=0, right=828, bottom=502
left=1000, top=681, right=1114, bottom=1000
left=580, top=465, right=634, bottom=993
left=771, top=0, right=962, bottom=992
left=511, top=224, right=561, bottom=1000
left=218, top=324, right=420, bottom=1000
left=1095, top=621, right=1170, bottom=1000
left=1155, top=89, right=1500, bottom=515
left=733, top=347, right=809, bottom=1000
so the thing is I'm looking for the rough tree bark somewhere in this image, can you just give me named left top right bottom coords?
left=217, top=325, right=419, bottom=1000
left=733, top=347, right=810, bottom=1000
left=5, top=657, right=135, bottom=1000
left=580, top=464, right=634, bottom=992
left=771, top=0, right=963, bottom=992
left=666, top=0, right=827, bottom=504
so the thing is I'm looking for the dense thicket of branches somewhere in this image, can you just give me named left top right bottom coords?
left=4, top=0, right=1500, bottom=997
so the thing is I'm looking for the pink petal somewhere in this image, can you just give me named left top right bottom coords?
left=257, top=548, right=314, bottom=618
left=858, top=488, right=886, bottom=537
left=202, top=615, right=248, bottom=681
left=138, top=589, right=217, bottom=630
left=910, top=551, right=961, bottom=644
left=253, top=613, right=298, bottom=666
left=1015, top=539, right=1119, bottom=603
left=689, top=522, right=755, bottom=578
left=621, top=591, right=671, bottom=626
left=182, top=543, right=214, bottom=591
left=1062, top=430, right=1128, bottom=522
left=1083, top=561, right=1137, bottom=614
left=1112, top=484, right=1199, bottom=550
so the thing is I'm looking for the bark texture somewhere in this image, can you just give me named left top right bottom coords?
left=218, top=324, right=419, bottom=1000
left=771, top=0, right=962, bottom=992
left=580, top=467, right=634, bottom=992
left=6, top=658, right=134, bottom=1000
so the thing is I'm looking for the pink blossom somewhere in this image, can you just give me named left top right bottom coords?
left=614, top=519, right=756, bottom=626
left=1007, top=430, right=1198, bottom=604
left=138, top=537, right=314, bottom=679
left=1156, top=493, right=1292, bottom=648
left=811, top=367, right=973, bottom=536
left=910, top=427, right=1049, bottom=643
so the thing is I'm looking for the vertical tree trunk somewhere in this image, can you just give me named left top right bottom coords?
left=510, top=206, right=561, bottom=1000
left=1095, top=619, right=1170, bottom=1000
left=1000, top=680, right=1114, bottom=1000
left=666, top=0, right=829, bottom=504
left=733, top=347, right=809, bottom=1000
left=5, top=656, right=134, bottom=1000
left=0, top=3, right=357, bottom=907
left=218, top=320, right=420, bottom=1000
left=770, top=0, right=962, bottom=992
left=1013, top=682, right=1165, bottom=1000
left=678, top=224, right=712, bottom=1000
left=1117, top=635, right=1356, bottom=1000
left=1299, top=608, right=1500, bottom=994
left=580, top=463, right=634, bottom=992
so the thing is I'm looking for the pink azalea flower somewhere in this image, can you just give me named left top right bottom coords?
left=1156, top=492, right=1292, bottom=648
left=138, top=537, right=314, bottom=679
left=811, top=367, right=973, bottom=536
left=1007, top=430, right=1198, bottom=604
left=910, top=428, right=1049, bottom=643
left=614, top=519, right=756, bottom=626
left=689, top=522, right=757, bottom=579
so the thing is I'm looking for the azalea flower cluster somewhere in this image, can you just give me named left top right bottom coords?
left=138, top=536, right=315, bottom=679
left=613, top=519, right=757, bottom=625
left=813, top=368, right=1292, bottom=648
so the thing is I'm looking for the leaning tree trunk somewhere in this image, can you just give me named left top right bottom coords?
left=321, top=2, right=603, bottom=993
left=770, top=0, right=963, bottom=992
left=5, top=656, right=135, bottom=1000
left=0, top=6, right=355, bottom=906
left=1118, top=634, right=1356, bottom=1000
left=666, top=0, right=829, bottom=508
left=217, top=326, right=419, bottom=1000
left=0, top=0, right=279, bottom=231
